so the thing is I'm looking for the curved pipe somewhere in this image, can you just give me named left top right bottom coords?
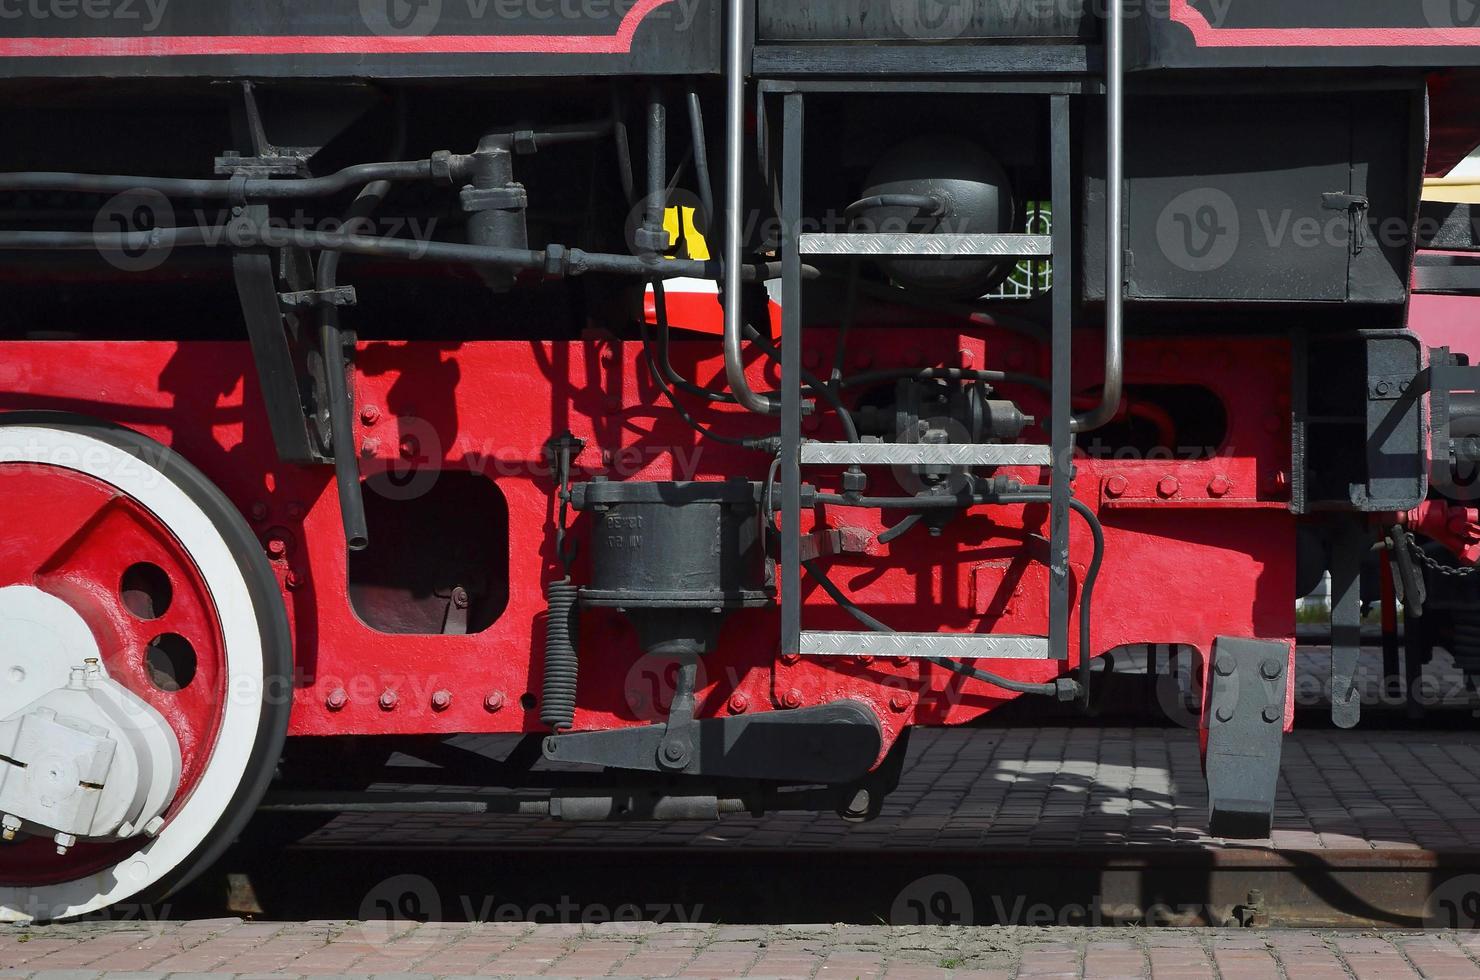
left=723, top=0, right=780, bottom=415
left=1071, top=0, right=1124, bottom=434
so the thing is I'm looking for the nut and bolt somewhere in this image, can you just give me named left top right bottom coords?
left=1215, top=705, right=1234, bottom=723
left=484, top=691, right=506, bottom=713
left=889, top=693, right=911, bottom=713
left=1262, top=706, right=1283, bottom=723
left=359, top=437, right=380, bottom=458
left=360, top=405, right=381, bottom=426
left=379, top=689, right=399, bottom=711
left=1215, top=654, right=1236, bottom=676
left=1207, top=475, right=1232, bottom=498
left=325, top=688, right=348, bottom=711
left=780, top=652, right=800, bottom=666
left=1157, top=476, right=1180, bottom=499
left=431, top=690, right=453, bottom=712
left=1104, top=475, right=1129, bottom=499
left=265, top=535, right=288, bottom=559
left=727, top=692, right=750, bottom=715
left=1260, top=658, right=1284, bottom=680
left=782, top=689, right=803, bottom=709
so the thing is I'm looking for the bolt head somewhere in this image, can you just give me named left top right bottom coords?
left=1104, top=475, right=1129, bottom=498
left=1208, top=475, right=1232, bottom=498
left=359, top=437, right=380, bottom=458
left=1157, top=476, right=1180, bottom=499
left=266, top=535, right=288, bottom=559
left=1262, top=706, right=1282, bottom=723
left=484, top=691, right=506, bottom=713
left=781, top=652, right=800, bottom=666
left=782, top=689, right=803, bottom=709
left=889, top=693, right=911, bottom=713
left=325, top=688, right=348, bottom=711
left=249, top=502, right=269, bottom=522
left=431, top=690, right=453, bottom=712
left=1260, top=658, right=1283, bottom=680
left=1215, top=705, right=1234, bottom=723
left=727, top=692, right=749, bottom=715
left=379, top=689, right=399, bottom=711
left=360, top=405, right=381, bottom=426
left=1214, top=654, right=1236, bottom=676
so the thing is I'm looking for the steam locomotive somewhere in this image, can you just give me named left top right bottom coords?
left=0, top=0, right=1478, bottom=921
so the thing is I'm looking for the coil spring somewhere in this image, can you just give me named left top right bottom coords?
left=540, top=578, right=581, bottom=731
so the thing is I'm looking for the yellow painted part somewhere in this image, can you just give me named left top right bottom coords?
left=663, top=206, right=710, bottom=260
left=1423, top=178, right=1480, bottom=204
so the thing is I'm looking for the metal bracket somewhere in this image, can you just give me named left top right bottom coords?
left=230, top=208, right=329, bottom=465
left=1204, top=636, right=1290, bottom=839
left=279, top=286, right=358, bottom=311
left=542, top=699, right=882, bottom=783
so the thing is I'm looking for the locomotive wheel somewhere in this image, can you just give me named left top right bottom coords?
left=0, top=414, right=291, bottom=922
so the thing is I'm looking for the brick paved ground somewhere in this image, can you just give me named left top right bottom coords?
left=7, top=919, right=1480, bottom=979
left=308, top=727, right=1480, bottom=852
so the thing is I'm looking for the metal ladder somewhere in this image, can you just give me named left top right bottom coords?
left=768, top=88, right=1076, bottom=664
left=723, top=0, right=1124, bottom=668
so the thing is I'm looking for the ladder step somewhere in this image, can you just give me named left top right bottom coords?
left=799, top=632, right=1054, bottom=660
left=798, top=233, right=1051, bottom=258
left=800, top=442, right=1051, bottom=467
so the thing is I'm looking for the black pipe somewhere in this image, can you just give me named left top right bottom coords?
left=0, top=159, right=459, bottom=200
left=686, top=86, right=716, bottom=232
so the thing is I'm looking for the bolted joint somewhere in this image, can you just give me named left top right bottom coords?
left=633, top=223, right=671, bottom=256
left=459, top=183, right=528, bottom=213
left=543, top=243, right=570, bottom=279
left=841, top=468, right=869, bottom=495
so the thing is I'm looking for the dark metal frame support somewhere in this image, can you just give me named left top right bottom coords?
left=1048, top=95, right=1075, bottom=674
left=780, top=91, right=805, bottom=657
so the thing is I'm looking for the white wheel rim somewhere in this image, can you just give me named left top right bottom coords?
left=0, top=426, right=265, bottom=922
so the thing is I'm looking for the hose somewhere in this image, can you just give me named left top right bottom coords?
left=0, top=159, right=454, bottom=200
left=541, top=579, right=582, bottom=732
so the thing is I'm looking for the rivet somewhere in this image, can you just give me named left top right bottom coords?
left=379, top=689, right=399, bottom=711
left=431, top=690, right=453, bottom=712
left=484, top=691, right=506, bottom=713
left=325, top=689, right=348, bottom=711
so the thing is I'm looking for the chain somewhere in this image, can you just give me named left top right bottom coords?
left=1407, top=531, right=1478, bottom=578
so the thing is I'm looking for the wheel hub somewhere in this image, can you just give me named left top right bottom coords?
left=0, top=586, right=181, bottom=854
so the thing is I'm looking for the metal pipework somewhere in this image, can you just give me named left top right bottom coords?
left=1070, top=0, right=1124, bottom=434
left=723, top=0, right=781, bottom=416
